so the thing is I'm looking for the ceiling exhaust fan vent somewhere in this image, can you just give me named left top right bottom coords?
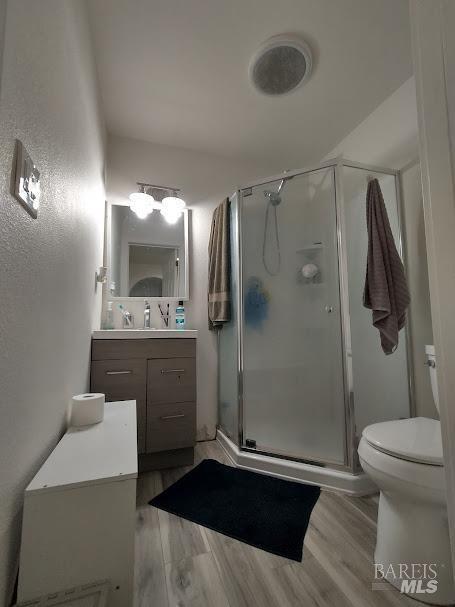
left=249, top=34, right=313, bottom=96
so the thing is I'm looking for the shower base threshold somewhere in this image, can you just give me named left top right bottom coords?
left=217, top=429, right=376, bottom=496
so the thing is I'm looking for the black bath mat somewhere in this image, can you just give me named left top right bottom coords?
left=149, top=459, right=320, bottom=561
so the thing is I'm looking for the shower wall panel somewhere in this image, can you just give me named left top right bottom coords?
left=343, top=166, right=410, bottom=435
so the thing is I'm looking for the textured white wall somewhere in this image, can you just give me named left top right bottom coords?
left=106, top=135, right=273, bottom=441
left=0, top=0, right=6, bottom=97
left=328, top=78, right=420, bottom=168
left=400, top=162, right=435, bottom=417
left=0, top=1, right=105, bottom=602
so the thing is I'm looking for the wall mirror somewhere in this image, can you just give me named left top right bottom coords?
left=106, top=201, right=189, bottom=300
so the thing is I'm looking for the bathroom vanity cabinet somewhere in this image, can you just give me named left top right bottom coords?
left=90, top=332, right=197, bottom=469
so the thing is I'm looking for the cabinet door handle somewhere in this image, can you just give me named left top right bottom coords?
left=160, top=368, right=186, bottom=375
left=160, top=414, right=186, bottom=421
left=105, top=370, right=133, bottom=375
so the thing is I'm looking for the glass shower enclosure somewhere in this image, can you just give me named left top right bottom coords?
left=218, top=159, right=413, bottom=472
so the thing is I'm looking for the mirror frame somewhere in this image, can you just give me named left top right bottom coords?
left=105, top=200, right=190, bottom=301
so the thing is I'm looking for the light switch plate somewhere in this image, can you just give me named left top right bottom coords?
left=13, top=139, right=41, bottom=218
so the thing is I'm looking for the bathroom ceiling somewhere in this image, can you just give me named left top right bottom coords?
left=87, top=0, right=412, bottom=168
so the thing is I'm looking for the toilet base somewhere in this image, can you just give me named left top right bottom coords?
left=374, top=491, right=455, bottom=606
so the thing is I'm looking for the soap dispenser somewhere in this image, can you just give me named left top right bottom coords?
left=104, top=301, right=114, bottom=330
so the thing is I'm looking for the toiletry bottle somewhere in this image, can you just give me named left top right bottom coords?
left=175, top=301, right=185, bottom=330
left=105, top=301, right=114, bottom=330
left=118, top=304, right=134, bottom=328
left=144, top=300, right=151, bottom=329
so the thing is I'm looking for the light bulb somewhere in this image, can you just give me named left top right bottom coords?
left=160, top=207, right=182, bottom=224
left=129, top=191, right=155, bottom=219
left=162, top=196, right=186, bottom=212
left=160, top=196, right=185, bottom=223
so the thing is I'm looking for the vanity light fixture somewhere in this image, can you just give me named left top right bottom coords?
left=129, top=182, right=186, bottom=223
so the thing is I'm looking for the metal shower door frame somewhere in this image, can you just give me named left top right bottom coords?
left=232, top=158, right=414, bottom=474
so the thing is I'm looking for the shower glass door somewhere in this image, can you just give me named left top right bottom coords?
left=241, top=167, right=346, bottom=465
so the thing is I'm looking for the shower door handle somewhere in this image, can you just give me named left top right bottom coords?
left=325, top=305, right=333, bottom=314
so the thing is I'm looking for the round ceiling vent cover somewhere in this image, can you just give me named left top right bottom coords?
left=249, top=34, right=313, bottom=96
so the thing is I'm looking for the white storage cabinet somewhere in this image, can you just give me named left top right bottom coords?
left=17, top=401, right=138, bottom=607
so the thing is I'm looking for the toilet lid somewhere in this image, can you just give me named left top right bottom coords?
left=362, top=417, right=443, bottom=466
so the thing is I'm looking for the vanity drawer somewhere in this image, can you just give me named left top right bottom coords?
left=91, top=359, right=146, bottom=400
left=146, top=402, right=196, bottom=453
left=147, top=358, right=196, bottom=404
left=91, top=338, right=196, bottom=361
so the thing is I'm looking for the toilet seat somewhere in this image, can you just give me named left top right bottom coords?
left=358, top=437, right=446, bottom=496
left=362, top=417, right=443, bottom=466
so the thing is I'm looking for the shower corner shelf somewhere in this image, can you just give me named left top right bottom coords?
left=296, top=243, right=324, bottom=253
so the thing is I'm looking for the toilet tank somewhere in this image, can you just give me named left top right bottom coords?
left=425, top=345, right=439, bottom=413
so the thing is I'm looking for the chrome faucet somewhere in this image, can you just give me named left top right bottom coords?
left=144, top=300, right=151, bottom=329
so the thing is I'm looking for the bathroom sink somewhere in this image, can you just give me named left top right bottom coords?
left=92, top=329, right=197, bottom=339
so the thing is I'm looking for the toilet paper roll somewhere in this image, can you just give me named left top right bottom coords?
left=70, top=393, right=105, bottom=427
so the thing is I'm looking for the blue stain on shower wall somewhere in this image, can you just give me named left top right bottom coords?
left=244, top=277, right=269, bottom=329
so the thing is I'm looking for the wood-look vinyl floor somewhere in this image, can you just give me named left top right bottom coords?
left=135, top=440, right=429, bottom=607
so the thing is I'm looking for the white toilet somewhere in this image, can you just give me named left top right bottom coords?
left=358, top=345, right=454, bottom=605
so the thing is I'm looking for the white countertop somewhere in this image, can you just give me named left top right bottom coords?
left=26, top=401, right=138, bottom=494
left=92, top=329, right=197, bottom=339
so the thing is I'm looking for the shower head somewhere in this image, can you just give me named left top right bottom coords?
left=264, top=190, right=282, bottom=206
left=264, top=177, right=287, bottom=206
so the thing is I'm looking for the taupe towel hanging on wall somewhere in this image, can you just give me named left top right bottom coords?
left=363, top=178, right=410, bottom=355
left=208, top=198, right=231, bottom=330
